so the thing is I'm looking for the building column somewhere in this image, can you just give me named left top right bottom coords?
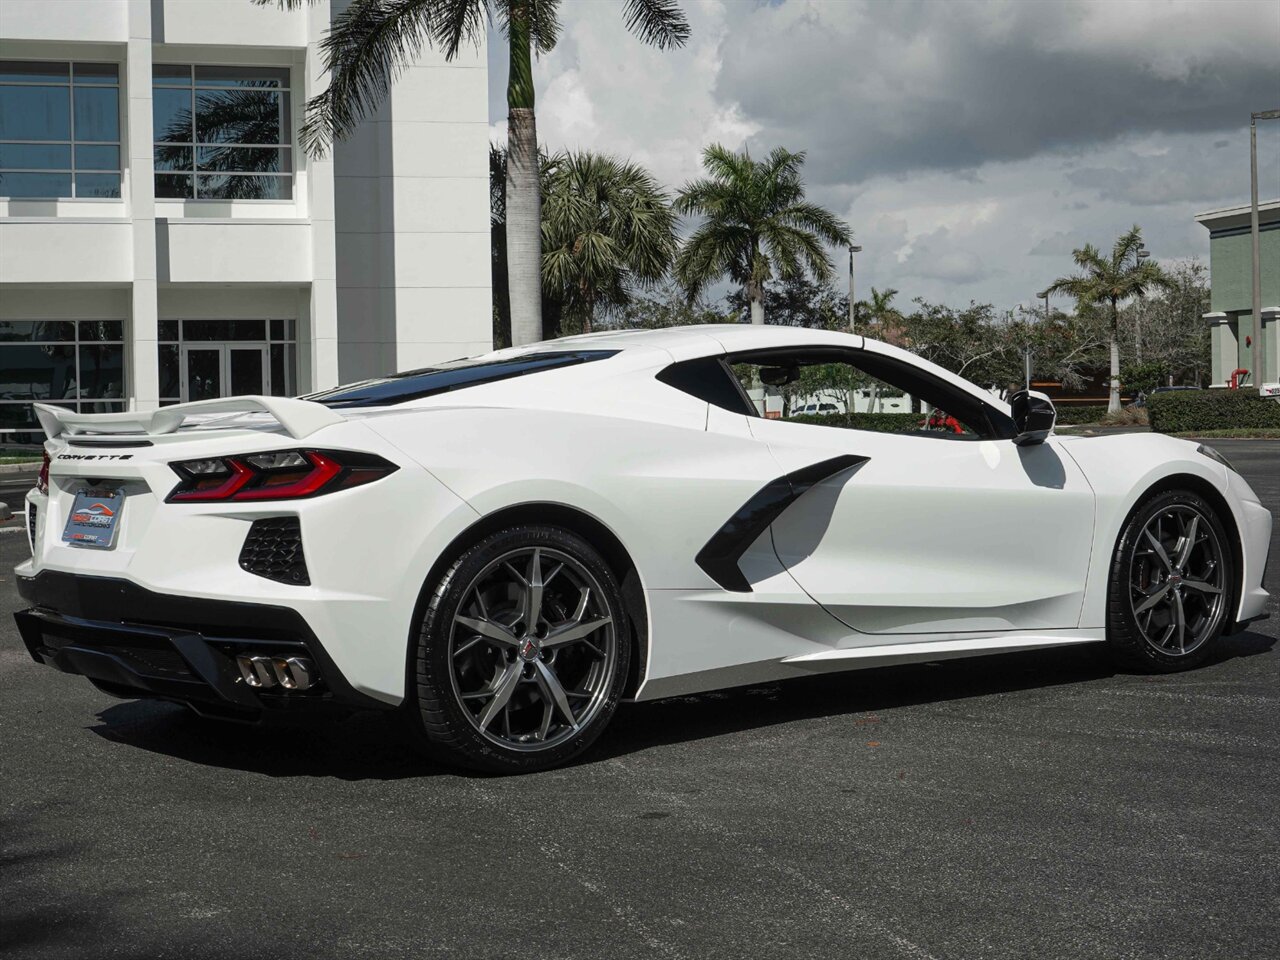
left=306, top=1, right=339, bottom=392
left=127, top=0, right=158, bottom=410
left=1263, top=307, right=1280, bottom=397
left=1203, top=312, right=1230, bottom=386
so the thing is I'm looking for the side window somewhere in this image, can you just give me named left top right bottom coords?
left=726, top=351, right=1012, bottom=440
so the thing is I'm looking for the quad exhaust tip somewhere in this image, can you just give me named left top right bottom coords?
left=236, top=654, right=316, bottom=691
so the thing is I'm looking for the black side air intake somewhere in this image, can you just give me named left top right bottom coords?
left=695, top=455, right=868, bottom=593
left=239, top=517, right=309, bottom=586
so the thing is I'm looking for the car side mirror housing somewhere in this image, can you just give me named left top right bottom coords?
left=1009, top=389, right=1056, bottom=446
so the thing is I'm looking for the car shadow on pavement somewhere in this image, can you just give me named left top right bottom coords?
left=87, top=698, right=439, bottom=781
left=83, top=630, right=1275, bottom=779
left=593, top=629, right=1277, bottom=763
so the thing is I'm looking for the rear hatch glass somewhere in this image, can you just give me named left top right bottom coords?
left=304, top=350, right=618, bottom=409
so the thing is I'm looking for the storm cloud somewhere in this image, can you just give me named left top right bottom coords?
left=488, top=0, right=1280, bottom=308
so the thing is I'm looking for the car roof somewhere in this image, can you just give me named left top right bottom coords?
left=497, top=324, right=867, bottom=358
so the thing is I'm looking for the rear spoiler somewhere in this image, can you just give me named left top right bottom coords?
left=33, top=396, right=346, bottom=441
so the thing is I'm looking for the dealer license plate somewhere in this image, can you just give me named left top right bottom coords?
left=62, top=487, right=124, bottom=549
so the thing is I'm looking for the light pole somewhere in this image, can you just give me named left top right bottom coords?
left=1134, top=246, right=1150, bottom=363
left=1250, top=109, right=1280, bottom=390
left=848, top=244, right=862, bottom=332
left=1032, top=288, right=1052, bottom=392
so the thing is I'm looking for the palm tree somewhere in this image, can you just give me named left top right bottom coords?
left=857, top=287, right=908, bottom=345
left=541, top=150, right=678, bottom=333
left=1046, top=226, right=1175, bottom=413
left=257, top=0, right=690, bottom=347
left=675, top=144, right=851, bottom=325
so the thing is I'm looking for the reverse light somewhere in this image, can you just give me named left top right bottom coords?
left=36, top=450, right=50, bottom=495
left=167, top=449, right=397, bottom=503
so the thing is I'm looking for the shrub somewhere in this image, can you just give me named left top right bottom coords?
left=1147, top=388, right=1280, bottom=434
left=790, top=412, right=923, bottom=433
left=1055, top=405, right=1108, bottom=426
left=1102, top=406, right=1148, bottom=427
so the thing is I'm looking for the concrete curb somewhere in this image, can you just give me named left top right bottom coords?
left=0, top=462, right=40, bottom=474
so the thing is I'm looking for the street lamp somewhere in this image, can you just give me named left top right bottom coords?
left=848, top=244, right=862, bottom=332
left=1250, top=109, right=1280, bottom=390
left=1031, top=289, right=1052, bottom=392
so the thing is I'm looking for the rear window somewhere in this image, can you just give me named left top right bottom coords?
left=304, top=350, right=618, bottom=409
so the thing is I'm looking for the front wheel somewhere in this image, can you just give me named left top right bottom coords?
left=1106, top=490, right=1234, bottom=672
left=408, top=525, right=630, bottom=773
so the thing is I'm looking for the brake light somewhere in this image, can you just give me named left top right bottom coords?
left=167, top=449, right=396, bottom=503
left=37, top=451, right=50, bottom=495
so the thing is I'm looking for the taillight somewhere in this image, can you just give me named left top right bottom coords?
left=36, top=450, right=50, bottom=495
left=167, top=449, right=397, bottom=503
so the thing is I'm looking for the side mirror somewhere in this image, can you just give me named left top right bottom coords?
left=1009, top=389, right=1056, bottom=446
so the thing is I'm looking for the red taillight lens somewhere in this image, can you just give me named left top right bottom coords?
left=167, top=449, right=396, bottom=503
left=37, top=451, right=50, bottom=495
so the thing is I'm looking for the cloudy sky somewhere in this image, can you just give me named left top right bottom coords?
left=487, top=0, right=1280, bottom=311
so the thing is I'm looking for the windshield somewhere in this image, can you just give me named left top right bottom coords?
left=304, top=350, right=618, bottom=409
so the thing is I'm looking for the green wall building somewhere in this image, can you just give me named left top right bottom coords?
left=1196, top=199, right=1279, bottom=394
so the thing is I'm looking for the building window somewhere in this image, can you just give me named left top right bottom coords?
left=0, top=320, right=126, bottom=440
left=158, top=318, right=297, bottom=405
left=0, top=61, right=122, bottom=199
left=153, top=65, right=293, bottom=200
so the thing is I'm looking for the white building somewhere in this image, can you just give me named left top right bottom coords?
left=0, top=0, right=491, bottom=442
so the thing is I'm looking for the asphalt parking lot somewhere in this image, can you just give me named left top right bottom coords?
left=2, top=441, right=1277, bottom=960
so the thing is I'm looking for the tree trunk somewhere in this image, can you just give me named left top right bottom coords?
left=1108, top=297, right=1121, bottom=414
left=506, top=10, right=542, bottom=347
left=747, top=279, right=764, bottom=325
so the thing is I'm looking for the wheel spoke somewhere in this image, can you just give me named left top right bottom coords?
left=477, top=662, right=523, bottom=732
left=1174, top=515, right=1199, bottom=569
left=533, top=659, right=578, bottom=731
left=454, top=615, right=517, bottom=648
left=1172, top=591, right=1186, bottom=654
left=523, top=548, right=545, bottom=628
left=1143, top=530, right=1173, bottom=572
left=1180, top=579, right=1221, bottom=595
left=544, top=616, right=613, bottom=650
left=1133, top=581, right=1171, bottom=614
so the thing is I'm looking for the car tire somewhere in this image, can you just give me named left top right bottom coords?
left=407, top=524, right=630, bottom=774
left=1106, top=489, right=1234, bottom=673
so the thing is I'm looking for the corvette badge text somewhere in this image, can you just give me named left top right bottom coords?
left=57, top=454, right=134, bottom=461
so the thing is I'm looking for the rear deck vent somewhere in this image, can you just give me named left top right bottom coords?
left=239, top=517, right=309, bottom=586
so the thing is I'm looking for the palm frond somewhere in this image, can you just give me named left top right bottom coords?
left=301, top=0, right=440, bottom=155
left=432, top=0, right=493, bottom=59
left=621, top=0, right=691, bottom=50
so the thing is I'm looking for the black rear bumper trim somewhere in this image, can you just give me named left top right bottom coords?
left=15, top=570, right=393, bottom=713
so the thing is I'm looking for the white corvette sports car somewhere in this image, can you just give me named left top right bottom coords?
left=15, top=325, right=1272, bottom=772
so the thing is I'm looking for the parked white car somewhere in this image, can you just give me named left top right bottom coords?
left=15, top=325, right=1272, bottom=772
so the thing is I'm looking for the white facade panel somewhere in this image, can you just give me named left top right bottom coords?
left=154, top=0, right=307, bottom=48
left=0, top=1, right=127, bottom=43
left=160, top=220, right=313, bottom=284
left=0, top=221, right=133, bottom=283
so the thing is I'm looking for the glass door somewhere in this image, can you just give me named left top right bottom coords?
left=180, top=344, right=270, bottom=402
left=229, top=346, right=269, bottom=397
left=181, top=346, right=223, bottom=402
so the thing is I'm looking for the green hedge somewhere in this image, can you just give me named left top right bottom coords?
left=1054, top=405, right=1108, bottom=426
left=790, top=412, right=923, bottom=433
left=1147, top=388, right=1280, bottom=433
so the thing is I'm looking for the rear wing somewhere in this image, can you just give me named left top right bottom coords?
left=33, top=396, right=346, bottom=441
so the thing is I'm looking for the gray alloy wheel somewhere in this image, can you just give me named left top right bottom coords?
left=1107, top=489, right=1234, bottom=672
left=1128, top=503, right=1228, bottom=658
left=447, top=546, right=619, bottom=751
left=411, top=525, right=630, bottom=773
